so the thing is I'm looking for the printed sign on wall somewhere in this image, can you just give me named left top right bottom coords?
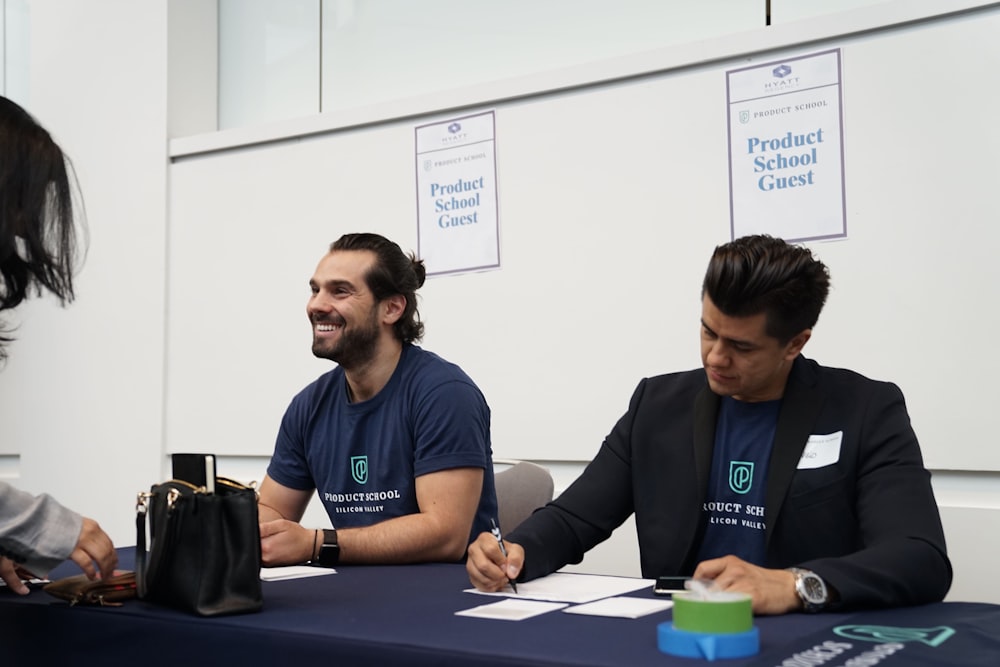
left=727, top=49, right=847, bottom=242
left=415, top=111, right=500, bottom=276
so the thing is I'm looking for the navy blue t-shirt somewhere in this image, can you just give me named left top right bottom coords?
left=696, top=396, right=780, bottom=565
left=267, top=344, right=497, bottom=545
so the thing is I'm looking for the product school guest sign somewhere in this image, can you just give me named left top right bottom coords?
left=727, top=49, right=847, bottom=242
left=415, top=111, right=500, bottom=276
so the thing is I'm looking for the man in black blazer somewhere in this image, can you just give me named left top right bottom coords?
left=467, top=235, right=951, bottom=614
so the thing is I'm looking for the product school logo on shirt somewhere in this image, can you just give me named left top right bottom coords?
left=351, top=456, right=369, bottom=484
left=729, top=461, right=754, bottom=494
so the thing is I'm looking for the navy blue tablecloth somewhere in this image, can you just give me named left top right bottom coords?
left=2, top=548, right=998, bottom=666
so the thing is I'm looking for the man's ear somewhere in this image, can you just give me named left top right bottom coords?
left=784, top=329, right=812, bottom=361
left=382, top=294, right=406, bottom=324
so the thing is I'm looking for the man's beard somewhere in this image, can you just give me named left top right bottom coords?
left=312, top=308, right=380, bottom=369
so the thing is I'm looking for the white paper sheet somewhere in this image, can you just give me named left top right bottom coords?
left=455, top=598, right=568, bottom=621
left=563, top=596, right=674, bottom=619
left=465, top=572, right=653, bottom=604
left=260, top=565, right=336, bottom=581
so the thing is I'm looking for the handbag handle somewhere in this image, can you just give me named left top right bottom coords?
left=135, top=492, right=152, bottom=598
left=134, top=486, right=177, bottom=598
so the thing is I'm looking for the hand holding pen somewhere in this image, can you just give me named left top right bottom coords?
left=490, top=518, right=518, bottom=594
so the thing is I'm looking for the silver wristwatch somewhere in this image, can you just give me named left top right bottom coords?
left=788, top=567, right=829, bottom=612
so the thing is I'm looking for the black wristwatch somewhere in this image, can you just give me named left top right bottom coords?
left=313, top=528, right=340, bottom=568
left=788, top=567, right=829, bottom=612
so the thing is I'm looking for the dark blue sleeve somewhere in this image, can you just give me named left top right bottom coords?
left=267, top=390, right=318, bottom=491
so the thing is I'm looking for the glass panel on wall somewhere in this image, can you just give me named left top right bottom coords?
left=218, top=0, right=321, bottom=130
left=219, top=0, right=762, bottom=129
left=319, top=0, right=761, bottom=114
left=2, top=0, right=30, bottom=102
left=770, top=0, right=890, bottom=24
left=1, top=3, right=5, bottom=93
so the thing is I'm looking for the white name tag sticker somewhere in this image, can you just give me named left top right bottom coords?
left=797, top=431, right=843, bottom=470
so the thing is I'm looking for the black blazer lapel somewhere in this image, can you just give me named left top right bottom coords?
left=674, top=384, right=721, bottom=571
left=764, top=356, right=825, bottom=545
left=693, top=384, right=720, bottom=496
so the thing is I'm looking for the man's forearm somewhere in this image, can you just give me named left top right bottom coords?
left=338, top=513, right=471, bottom=564
left=257, top=501, right=286, bottom=523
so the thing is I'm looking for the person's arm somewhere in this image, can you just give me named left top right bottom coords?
left=337, top=467, right=483, bottom=564
left=495, top=380, right=655, bottom=583
left=0, top=481, right=79, bottom=576
left=258, top=382, right=329, bottom=567
left=257, top=474, right=318, bottom=567
left=258, top=474, right=312, bottom=523
left=800, top=381, right=951, bottom=609
left=467, top=426, right=637, bottom=589
left=259, top=468, right=483, bottom=566
left=692, top=556, right=801, bottom=615
left=0, top=482, right=116, bottom=592
left=467, top=531, right=524, bottom=592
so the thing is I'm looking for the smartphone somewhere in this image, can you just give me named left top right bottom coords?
left=653, top=576, right=690, bottom=597
left=171, top=453, right=216, bottom=493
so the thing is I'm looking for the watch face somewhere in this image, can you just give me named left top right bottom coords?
left=801, top=573, right=827, bottom=603
left=317, top=543, right=339, bottom=568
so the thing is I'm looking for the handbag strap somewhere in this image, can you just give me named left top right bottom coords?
left=135, top=492, right=151, bottom=598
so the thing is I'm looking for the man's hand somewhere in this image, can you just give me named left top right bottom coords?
left=466, top=531, right=524, bottom=592
left=693, top=555, right=800, bottom=615
left=259, top=519, right=317, bottom=567
left=70, top=517, right=117, bottom=581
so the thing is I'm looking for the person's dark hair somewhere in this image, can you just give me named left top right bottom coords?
left=330, top=232, right=426, bottom=344
left=702, top=234, right=830, bottom=343
left=0, top=96, right=82, bottom=361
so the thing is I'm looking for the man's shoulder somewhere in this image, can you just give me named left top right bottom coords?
left=634, top=367, right=708, bottom=406
left=402, top=345, right=480, bottom=388
left=644, top=367, right=708, bottom=390
left=793, top=356, right=899, bottom=391
left=788, top=357, right=906, bottom=410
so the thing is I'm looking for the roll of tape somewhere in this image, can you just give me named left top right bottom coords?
left=657, top=624, right=760, bottom=660
left=671, top=591, right=753, bottom=634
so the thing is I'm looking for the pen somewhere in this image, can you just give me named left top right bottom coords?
left=490, top=518, right=518, bottom=594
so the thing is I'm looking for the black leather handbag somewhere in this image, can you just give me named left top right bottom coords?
left=135, top=477, right=262, bottom=616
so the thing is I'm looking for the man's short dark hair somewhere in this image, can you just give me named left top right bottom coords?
left=330, top=233, right=426, bottom=344
left=702, top=234, right=830, bottom=343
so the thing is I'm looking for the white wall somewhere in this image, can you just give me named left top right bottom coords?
left=167, top=0, right=1000, bottom=603
left=0, top=0, right=167, bottom=547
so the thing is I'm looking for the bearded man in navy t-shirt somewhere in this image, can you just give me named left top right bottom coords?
left=258, top=233, right=497, bottom=568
